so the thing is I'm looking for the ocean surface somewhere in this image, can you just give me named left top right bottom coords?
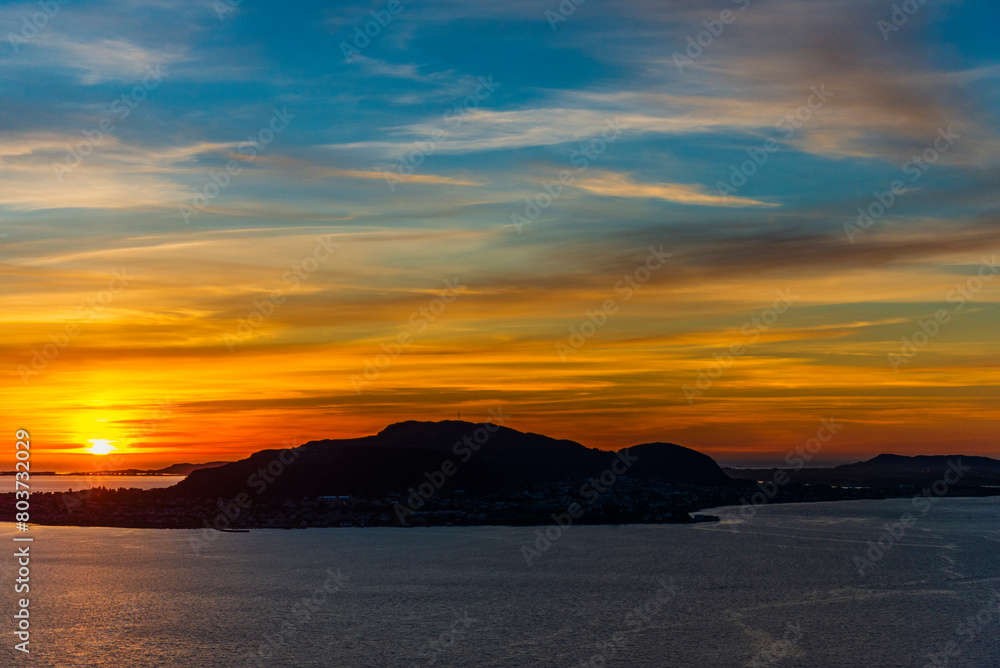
left=3, top=475, right=185, bottom=494
left=1, top=497, right=998, bottom=667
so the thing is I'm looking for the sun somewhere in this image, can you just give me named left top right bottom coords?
left=87, top=439, right=116, bottom=455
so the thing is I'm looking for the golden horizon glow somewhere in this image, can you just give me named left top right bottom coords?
left=3, top=241, right=999, bottom=472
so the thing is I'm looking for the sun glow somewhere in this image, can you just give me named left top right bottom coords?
left=88, top=439, right=116, bottom=455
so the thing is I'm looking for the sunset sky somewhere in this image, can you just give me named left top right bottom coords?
left=2, top=0, right=998, bottom=471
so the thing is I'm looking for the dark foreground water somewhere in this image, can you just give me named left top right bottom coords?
left=1, top=497, right=998, bottom=667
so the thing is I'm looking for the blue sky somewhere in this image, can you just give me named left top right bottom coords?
left=2, top=0, right=999, bottom=468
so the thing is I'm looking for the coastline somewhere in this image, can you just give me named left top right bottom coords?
left=4, top=487, right=998, bottom=531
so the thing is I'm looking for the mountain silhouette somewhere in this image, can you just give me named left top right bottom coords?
left=170, top=420, right=732, bottom=498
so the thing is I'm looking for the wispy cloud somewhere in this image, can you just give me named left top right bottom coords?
left=5, top=33, right=181, bottom=84
left=573, top=171, right=777, bottom=207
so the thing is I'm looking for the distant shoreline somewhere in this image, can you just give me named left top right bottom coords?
left=2, top=485, right=998, bottom=531
left=0, top=512, right=722, bottom=531
left=2, top=493, right=999, bottom=532
left=0, top=472, right=187, bottom=477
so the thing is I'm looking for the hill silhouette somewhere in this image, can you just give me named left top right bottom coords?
left=726, top=453, right=1000, bottom=486
left=831, top=453, right=1000, bottom=484
left=170, top=420, right=732, bottom=499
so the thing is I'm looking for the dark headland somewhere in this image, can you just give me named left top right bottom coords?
left=5, top=420, right=999, bottom=530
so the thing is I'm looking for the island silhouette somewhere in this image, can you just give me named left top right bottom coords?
left=5, top=420, right=999, bottom=530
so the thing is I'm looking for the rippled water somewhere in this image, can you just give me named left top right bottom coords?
left=1, top=497, right=998, bottom=667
